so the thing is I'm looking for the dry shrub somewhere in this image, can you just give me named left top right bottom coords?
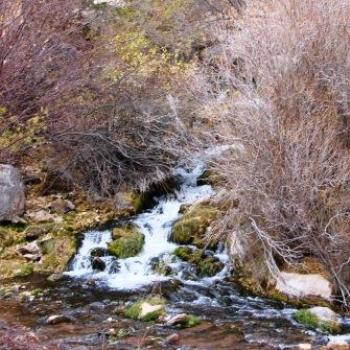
left=0, top=0, right=194, bottom=195
left=207, top=0, right=350, bottom=306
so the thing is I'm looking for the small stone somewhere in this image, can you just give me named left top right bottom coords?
left=46, top=314, right=74, bottom=325
left=298, top=344, right=312, bottom=350
left=164, top=333, right=180, bottom=345
left=18, top=242, right=41, bottom=255
left=89, top=302, right=106, bottom=311
left=23, top=253, right=41, bottom=262
left=165, top=313, right=188, bottom=326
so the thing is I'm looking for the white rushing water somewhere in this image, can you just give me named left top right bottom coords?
left=66, top=157, right=229, bottom=290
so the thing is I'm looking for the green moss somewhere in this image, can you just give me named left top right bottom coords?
left=124, top=302, right=142, bottom=320
left=108, top=228, right=145, bottom=259
left=174, top=246, right=224, bottom=277
left=294, top=309, right=341, bottom=334
left=170, top=203, right=219, bottom=248
left=184, top=314, right=201, bottom=328
left=174, top=246, right=193, bottom=261
left=197, top=258, right=223, bottom=278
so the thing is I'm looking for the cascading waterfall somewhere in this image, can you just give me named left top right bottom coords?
left=66, top=157, right=229, bottom=290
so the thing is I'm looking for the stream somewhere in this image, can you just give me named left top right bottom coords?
left=0, top=155, right=344, bottom=349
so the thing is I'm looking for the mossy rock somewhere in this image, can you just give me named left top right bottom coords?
left=294, top=309, right=341, bottom=334
left=174, top=246, right=224, bottom=278
left=170, top=203, right=219, bottom=249
left=40, top=235, right=76, bottom=273
left=124, top=295, right=166, bottom=322
left=108, top=227, right=144, bottom=259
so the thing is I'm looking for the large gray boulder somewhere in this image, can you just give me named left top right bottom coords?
left=0, top=164, right=25, bottom=222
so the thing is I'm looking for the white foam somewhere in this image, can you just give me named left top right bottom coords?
left=67, top=149, right=230, bottom=290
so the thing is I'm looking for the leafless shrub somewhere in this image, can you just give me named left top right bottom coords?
left=0, top=0, right=195, bottom=195
left=204, top=0, right=350, bottom=306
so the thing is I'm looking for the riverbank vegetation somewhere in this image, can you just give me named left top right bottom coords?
left=207, top=0, right=350, bottom=308
left=2, top=0, right=350, bottom=311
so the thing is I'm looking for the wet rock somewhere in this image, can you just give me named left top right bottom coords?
left=0, top=164, right=25, bottom=222
left=164, top=333, right=180, bottom=345
left=18, top=241, right=41, bottom=255
left=89, top=302, right=106, bottom=311
left=150, top=256, right=173, bottom=276
left=91, top=257, right=106, bottom=271
left=46, top=314, right=75, bottom=325
left=276, top=272, right=332, bottom=300
left=174, top=246, right=224, bottom=277
left=298, top=344, right=312, bottom=350
left=49, top=198, right=75, bottom=214
left=90, top=247, right=107, bottom=257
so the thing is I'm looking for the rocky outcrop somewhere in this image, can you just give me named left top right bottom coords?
left=0, top=164, right=25, bottom=222
left=276, top=272, right=332, bottom=300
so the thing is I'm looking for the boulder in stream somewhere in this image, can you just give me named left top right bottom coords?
left=91, top=257, right=106, bottom=271
left=0, top=164, right=25, bottom=222
left=108, top=226, right=145, bottom=259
